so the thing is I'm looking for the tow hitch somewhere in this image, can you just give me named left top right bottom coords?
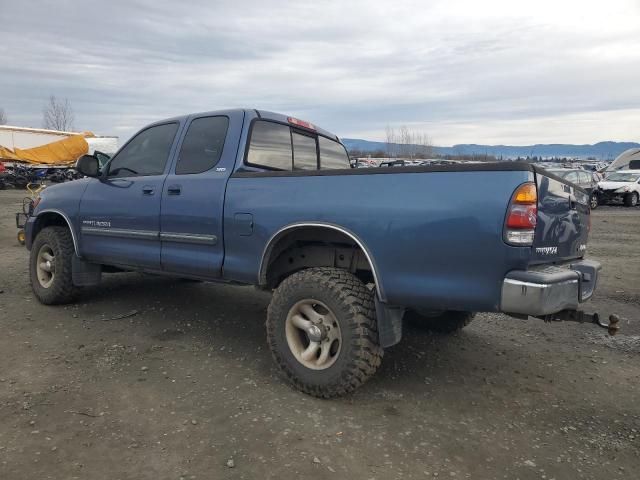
left=536, top=310, right=620, bottom=336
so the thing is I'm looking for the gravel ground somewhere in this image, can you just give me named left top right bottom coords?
left=0, top=189, right=638, bottom=480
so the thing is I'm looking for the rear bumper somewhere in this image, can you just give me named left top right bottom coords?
left=500, top=259, right=601, bottom=316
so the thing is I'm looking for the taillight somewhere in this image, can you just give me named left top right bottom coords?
left=504, top=182, right=537, bottom=246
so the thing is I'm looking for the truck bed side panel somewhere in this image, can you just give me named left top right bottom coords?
left=223, top=169, right=533, bottom=312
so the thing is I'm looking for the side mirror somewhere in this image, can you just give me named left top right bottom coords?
left=76, top=154, right=100, bottom=178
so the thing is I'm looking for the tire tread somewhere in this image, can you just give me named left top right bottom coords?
left=266, top=267, right=383, bottom=398
left=30, top=226, right=77, bottom=305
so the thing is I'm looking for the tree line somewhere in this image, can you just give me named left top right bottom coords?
left=0, top=96, right=75, bottom=131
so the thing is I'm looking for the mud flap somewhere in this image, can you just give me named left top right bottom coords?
left=375, top=297, right=404, bottom=348
left=72, top=255, right=102, bottom=286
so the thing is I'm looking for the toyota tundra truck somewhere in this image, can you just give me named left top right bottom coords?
left=24, top=108, right=606, bottom=398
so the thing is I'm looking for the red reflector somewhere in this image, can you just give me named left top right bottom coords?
left=287, top=117, right=315, bottom=130
left=506, top=204, right=537, bottom=229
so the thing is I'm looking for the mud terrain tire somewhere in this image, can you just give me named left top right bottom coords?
left=30, top=226, right=77, bottom=305
left=266, top=267, right=383, bottom=398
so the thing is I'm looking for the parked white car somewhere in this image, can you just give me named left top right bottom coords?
left=598, top=170, right=640, bottom=207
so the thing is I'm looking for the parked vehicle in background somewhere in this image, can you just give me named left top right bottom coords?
left=379, top=159, right=407, bottom=167
left=606, top=148, right=640, bottom=174
left=23, top=108, right=604, bottom=398
left=544, top=168, right=600, bottom=209
left=582, top=162, right=608, bottom=173
left=598, top=170, right=640, bottom=207
left=0, top=161, right=7, bottom=190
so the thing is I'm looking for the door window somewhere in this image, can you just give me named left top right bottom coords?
left=108, top=123, right=179, bottom=178
left=292, top=132, right=318, bottom=170
left=176, top=116, right=229, bottom=174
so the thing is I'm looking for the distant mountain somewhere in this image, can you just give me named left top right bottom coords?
left=342, top=138, right=640, bottom=160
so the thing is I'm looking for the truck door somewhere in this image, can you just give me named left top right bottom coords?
left=159, top=112, right=243, bottom=277
left=78, top=122, right=180, bottom=268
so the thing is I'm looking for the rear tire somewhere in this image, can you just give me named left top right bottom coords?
left=29, top=226, right=78, bottom=305
left=624, top=192, right=638, bottom=207
left=405, top=310, right=475, bottom=333
left=266, top=267, right=383, bottom=398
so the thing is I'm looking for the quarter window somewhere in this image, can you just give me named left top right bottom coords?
left=108, top=123, right=179, bottom=178
left=176, top=116, right=229, bottom=175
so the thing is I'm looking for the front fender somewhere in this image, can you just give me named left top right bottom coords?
left=26, top=179, right=91, bottom=254
left=26, top=209, right=80, bottom=256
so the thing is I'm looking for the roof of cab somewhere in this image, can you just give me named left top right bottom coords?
left=255, top=109, right=339, bottom=141
left=150, top=108, right=340, bottom=142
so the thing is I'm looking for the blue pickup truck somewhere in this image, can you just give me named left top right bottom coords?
left=25, top=108, right=603, bottom=397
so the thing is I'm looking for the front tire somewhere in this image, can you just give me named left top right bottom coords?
left=590, top=193, right=599, bottom=210
left=624, top=192, right=638, bottom=207
left=29, top=226, right=78, bottom=305
left=266, top=267, right=383, bottom=398
left=405, top=310, right=475, bottom=333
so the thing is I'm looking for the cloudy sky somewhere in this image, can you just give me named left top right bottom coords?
left=2, top=0, right=639, bottom=146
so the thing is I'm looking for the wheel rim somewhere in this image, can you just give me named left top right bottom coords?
left=36, top=244, right=56, bottom=288
left=285, top=299, right=342, bottom=370
left=633, top=194, right=638, bottom=206
left=591, top=195, right=598, bottom=208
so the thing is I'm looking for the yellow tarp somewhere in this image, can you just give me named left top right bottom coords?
left=0, top=133, right=94, bottom=165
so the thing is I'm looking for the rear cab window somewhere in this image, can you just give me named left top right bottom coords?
left=246, top=121, right=292, bottom=170
left=319, top=136, right=349, bottom=169
left=245, top=120, right=350, bottom=171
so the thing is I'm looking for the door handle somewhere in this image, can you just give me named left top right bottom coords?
left=167, top=185, right=181, bottom=195
left=142, top=186, right=155, bottom=195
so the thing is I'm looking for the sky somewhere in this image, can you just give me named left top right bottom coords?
left=1, top=0, right=639, bottom=146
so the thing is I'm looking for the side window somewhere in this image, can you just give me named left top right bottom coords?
left=176, top=116, right=229, bottom=175
left=564, top=171, right=578, bottom=183
left=246, top=121, right=292, bottom=170
left=108, top=123, right=179, bottom=178
left=319, top=136, right=350, bottom=169
left=579, top=171, right=591, bottom=184
left=292, top=132, right=317, bottom=170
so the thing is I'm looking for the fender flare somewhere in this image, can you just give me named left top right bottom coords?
left=34, top=209, right=80, bottom=256
left=258, top=221, right=386, bottom=301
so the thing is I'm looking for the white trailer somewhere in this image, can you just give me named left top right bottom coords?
left=0, top=125, right=118, bottom=168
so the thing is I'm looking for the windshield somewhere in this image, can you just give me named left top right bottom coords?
left=606, top=172, right=640, bottom=182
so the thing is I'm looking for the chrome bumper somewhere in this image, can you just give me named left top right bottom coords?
left=500, top=259, right=601, bottom=316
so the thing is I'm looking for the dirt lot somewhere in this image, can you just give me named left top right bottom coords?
left=0, top=189, right=638, bottom=480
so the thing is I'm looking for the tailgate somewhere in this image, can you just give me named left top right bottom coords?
left=532, top=169, right=590, bottom=264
